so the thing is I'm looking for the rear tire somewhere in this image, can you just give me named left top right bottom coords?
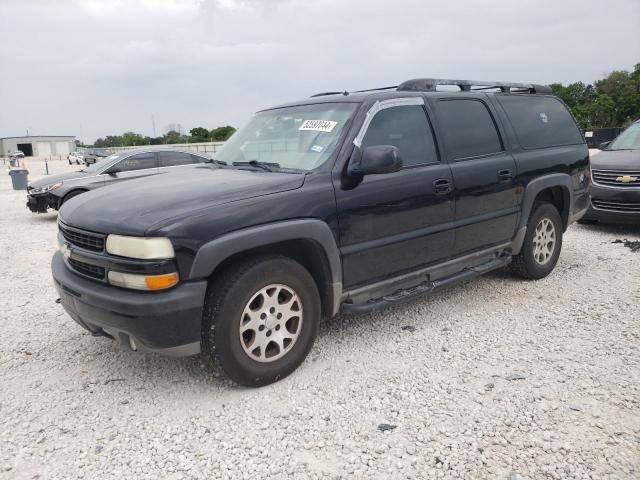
left=510, top=202, right=563, bottom=279
left=201, top=256, right=321, bottom=387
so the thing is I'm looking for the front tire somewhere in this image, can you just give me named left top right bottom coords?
left=201, top=256, right=321, bottom=387
left=510, top=202, right=563, bottom=279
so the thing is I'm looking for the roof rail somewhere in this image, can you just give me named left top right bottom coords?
left=310, top=91, right=349, bottom=98
left=397, top=78, right=552, bottom=94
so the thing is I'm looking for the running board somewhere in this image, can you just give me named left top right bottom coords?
left=341, top=254, right=511, bottom=314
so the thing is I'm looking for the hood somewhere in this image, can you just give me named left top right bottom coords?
left=591, top=150, right=640, bottom=171
left=28, top=171, right=87, bottom=189
left=59, top=166, right=306, bottom=235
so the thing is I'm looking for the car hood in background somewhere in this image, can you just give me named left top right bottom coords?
left=59, top=167, right=306, bottom=235
left=29, top=171, right=87, bottom=189
left=591, top=150, right=640, bottom=171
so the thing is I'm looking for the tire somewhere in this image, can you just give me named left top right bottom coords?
left=201, top=256, right=321, bottom=387
left=510, top=202, right=563, bottom=280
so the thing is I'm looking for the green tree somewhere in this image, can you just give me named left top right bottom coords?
left=210, top=125, right=236, bottom=141
left=189, top=127, right=210, bottom=142
left=121, top=131, right=145, bottom=146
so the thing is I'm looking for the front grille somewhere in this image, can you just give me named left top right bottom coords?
left=591, top=169, right=640, bottom=187
left=59, top=223, right=105, bottom=252
left=68, top=258, right=106, bottom=280
left=592, top=199, right=640, bottom=213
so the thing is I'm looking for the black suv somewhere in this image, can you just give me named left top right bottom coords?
left=52, top=78, right=590, bottom=386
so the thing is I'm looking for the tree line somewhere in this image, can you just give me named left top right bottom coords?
left=92, top=125, right=236, bottom=148
left=551, top=63, right=639, bottom=129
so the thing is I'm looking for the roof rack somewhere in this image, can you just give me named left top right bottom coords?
left=397, top=78, right=552, bottom=94
left=310, top=78, right=551, bottom=98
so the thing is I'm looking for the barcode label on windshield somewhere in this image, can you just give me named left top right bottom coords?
left=298, top=120, right=337, bottom=133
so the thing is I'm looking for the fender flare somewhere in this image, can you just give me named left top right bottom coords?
left=189, top=219, right=343, bottom=316
left=512, top=173, right=572, bottom=254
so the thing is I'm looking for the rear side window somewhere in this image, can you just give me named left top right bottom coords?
left=497, top=95, right=584, bottom=149
left=438, top=99, right=503, bottom=160
left=159, top=151, right=194, bottom=167
left=116, top=152, right=157, bottom=172
left=361, top=105, right=439, bottom=167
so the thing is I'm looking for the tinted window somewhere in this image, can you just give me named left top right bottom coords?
left=191, top=154, right=209, bottom=163
left=116, top=152, right=157, bottom=172
left=438, top=100, right=502, bottom=160
left=361, top=105, right=438, bottom=167
left=497, top=95, right=584, bottom=149
left=158, top=151, right=194, bottom=167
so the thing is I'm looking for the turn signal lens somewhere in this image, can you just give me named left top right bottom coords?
left=108, top=271, right=179, bottom=291
left=145, top=273, right=179, bottom=290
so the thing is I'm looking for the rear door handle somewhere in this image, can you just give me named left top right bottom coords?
left=498, top=169, right=513, bottom=181
left=433, top=178, right=452, bottom=195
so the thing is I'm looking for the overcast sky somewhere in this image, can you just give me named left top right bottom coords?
left=0, top=0, right=638, bottom=143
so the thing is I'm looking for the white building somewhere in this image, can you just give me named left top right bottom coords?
left=0, top=135, right=76, bottom=158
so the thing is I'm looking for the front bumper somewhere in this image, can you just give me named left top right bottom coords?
left=582, top=183, right=640, bottom=224
left=26, top=193, right=57, bottom=213
left=52, top=251, right=207, bottom=356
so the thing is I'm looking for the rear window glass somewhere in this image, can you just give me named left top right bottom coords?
left=497, top=95, right=584, bottom=149
left=438, top=99, right=503, bottom=160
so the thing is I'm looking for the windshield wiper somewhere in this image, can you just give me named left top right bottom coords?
left=207, top=158, right=228, bottom=166
left=232, top=160, right=280, bottom=172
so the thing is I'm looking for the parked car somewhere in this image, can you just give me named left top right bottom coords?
left=580, top=119, right=640, bottom=224
left=84, top=150, right=108, bottom=165
left=52, top=78, right=590, bottom=386
left=10, top=150, right=25, bottom=159
left=26, top=149, right=212, bottom=213
left=68, top=152, right=84, bottom=165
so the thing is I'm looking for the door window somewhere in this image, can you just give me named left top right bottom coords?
left=361, top=105, right=439, bottom=167
left=115, top=152, right=157, bottom=172
left=159, top=151, right=195, bottom=167
left=438, top=99, right=503, bottom=160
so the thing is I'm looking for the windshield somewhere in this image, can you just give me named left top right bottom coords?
left=608, top=122, right=640, bottom=150
left=83, top=153, right=122, bottom=173
left=215, top=103, right=358, bottom=171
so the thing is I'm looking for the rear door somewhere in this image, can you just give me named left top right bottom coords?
left=158, top=151, right=198, bottom=169
left=104, top=152, right=159, bottom=186
left=432, top=97, right=520, bottom=255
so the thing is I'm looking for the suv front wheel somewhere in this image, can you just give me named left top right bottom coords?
left=201, top=256, right=321, bottom=386
left=510, top=202, right=563, bottom=279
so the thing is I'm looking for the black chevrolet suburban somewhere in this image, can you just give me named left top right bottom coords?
left=52, top=78, right=590, bottom=386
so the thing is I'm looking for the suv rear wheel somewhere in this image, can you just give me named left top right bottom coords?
left=201, top=256, right=320, bottom=386
left=510, top=202, right=563, bottom=279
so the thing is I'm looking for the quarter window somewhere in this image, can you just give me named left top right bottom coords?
left=361, top=105, right=438, bottom=167
left=497, top=95, right=584, bottom=149
left=438, top=99, right=503, bottom=160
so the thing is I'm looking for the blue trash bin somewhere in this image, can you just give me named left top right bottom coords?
left=9, top=169, right=29, bottom=190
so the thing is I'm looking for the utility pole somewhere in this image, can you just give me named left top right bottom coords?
left=152, top=115, right=156, bottom=137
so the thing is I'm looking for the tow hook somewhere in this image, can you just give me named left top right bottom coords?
left=91, top=328, right=115, bottom=340
left=55, top=298, right=61, bottom=304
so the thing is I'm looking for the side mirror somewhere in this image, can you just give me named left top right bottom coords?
left=598, top=141, right=611, bottom=150
left=348, top=145, right=402, bottom=176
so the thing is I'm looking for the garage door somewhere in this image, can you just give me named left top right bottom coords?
left=37, top=142, right=51, bottom=157
left=55, top=142, right=70, bottom=156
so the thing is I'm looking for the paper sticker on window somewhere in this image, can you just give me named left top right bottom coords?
left=311, top=145, right=324, bottom=153
left=299, top=120, right=337, bottom=133
left=539, top=112, right=548, bottom=123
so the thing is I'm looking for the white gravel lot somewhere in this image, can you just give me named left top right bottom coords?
left=1, top=158, right=639, bottom=480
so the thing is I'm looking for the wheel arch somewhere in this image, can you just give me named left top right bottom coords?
left=512, top=174, right=572, bottom=255
left=189, top=220, right=343, bottom=317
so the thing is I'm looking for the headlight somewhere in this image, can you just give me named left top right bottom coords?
left=108, top=271, right=179, bottom=291
left=105, top=235, right=175, bottom=259
left=32, top=182, right=62, bottom=194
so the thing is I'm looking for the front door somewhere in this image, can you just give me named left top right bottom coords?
left=104, top=152, right=159, bottom=186
left=432, top=97, right=519, bottom=255
left=335, top=98, right=455, bottom=289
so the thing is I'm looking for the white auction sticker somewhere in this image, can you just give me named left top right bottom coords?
left=298, top=120, right=337, bottom=133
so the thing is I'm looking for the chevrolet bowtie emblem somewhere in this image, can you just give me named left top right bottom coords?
left=616, top=175, right=637, bottom=183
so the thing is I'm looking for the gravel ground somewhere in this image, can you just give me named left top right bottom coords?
left=1, top=159, right=639, bottom=480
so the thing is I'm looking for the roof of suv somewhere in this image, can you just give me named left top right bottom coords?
left=268, top=78, right=553, bottom=110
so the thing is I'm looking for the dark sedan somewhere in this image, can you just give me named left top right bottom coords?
left=582, top=120, right=640, bottom=224
left=26, top=149, right=213, bottom=213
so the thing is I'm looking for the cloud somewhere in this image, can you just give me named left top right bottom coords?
left=0, top=0, right=638, bottom=142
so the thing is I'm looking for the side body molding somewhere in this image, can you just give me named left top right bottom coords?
left=189, top=219, right=343, bottom=316
left=511, top=173, right=573, bottom=255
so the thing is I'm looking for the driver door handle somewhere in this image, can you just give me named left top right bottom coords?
left=433, top=178, right=452, bottom=195
left=498, top=169, right=513, bottom=181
